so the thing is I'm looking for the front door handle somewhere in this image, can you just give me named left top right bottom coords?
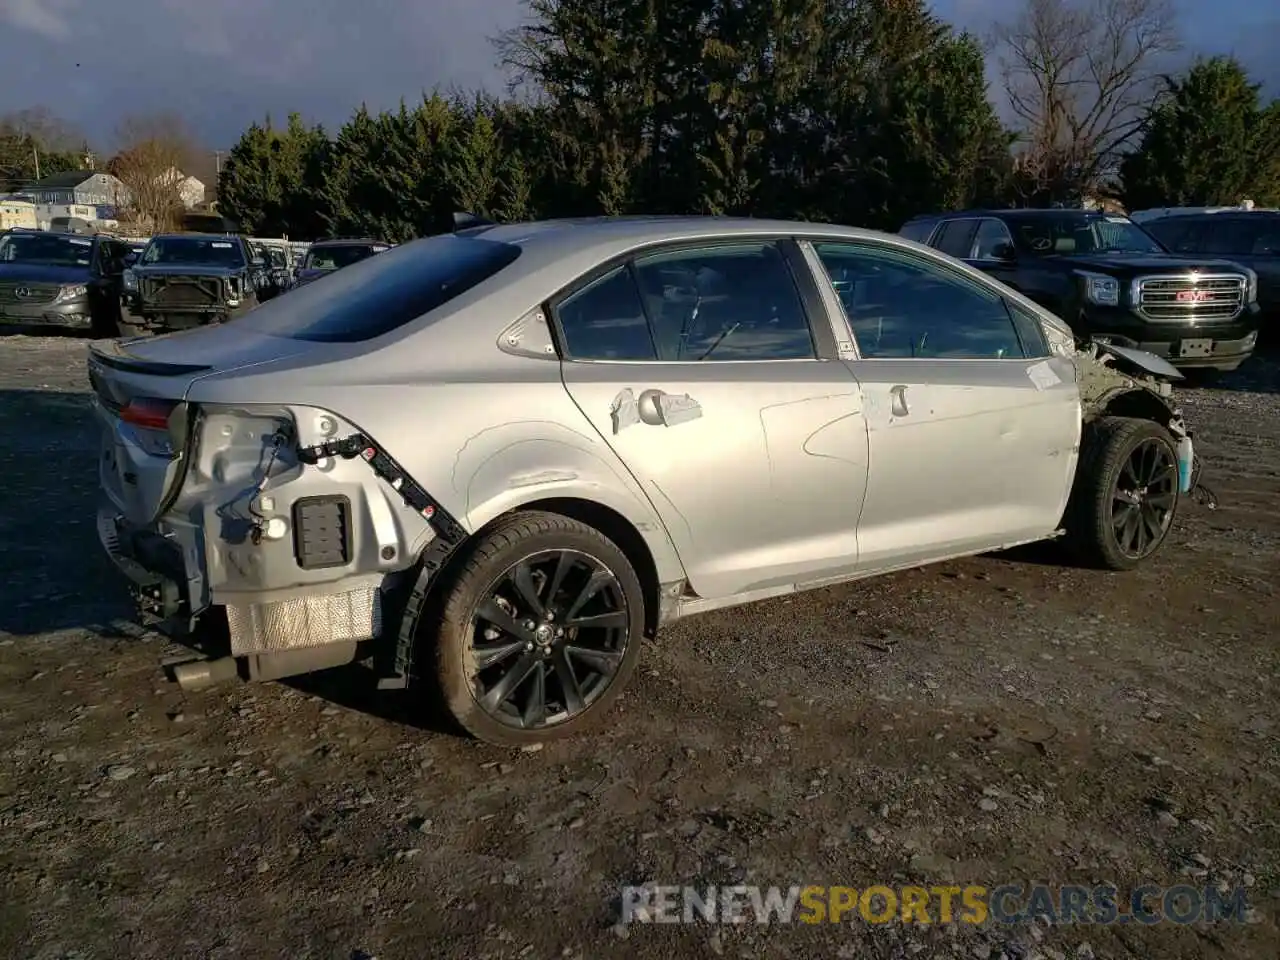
left=889, top=384, right=910, bottom=417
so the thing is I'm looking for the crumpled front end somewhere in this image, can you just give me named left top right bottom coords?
left=1070, top=340, right=1216, bottom=507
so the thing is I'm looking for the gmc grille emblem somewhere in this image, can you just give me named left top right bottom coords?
left=1176, top=289, right=1212, bottom=303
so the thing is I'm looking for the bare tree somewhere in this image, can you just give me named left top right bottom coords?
left=107, top=114, right=198, bottom=231
left=992, top=0, right=1181, bottom=203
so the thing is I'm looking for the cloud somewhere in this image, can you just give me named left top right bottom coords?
left=0, top=0, right=1275, bottom=153
left=0, top=0, right=74, bottom=40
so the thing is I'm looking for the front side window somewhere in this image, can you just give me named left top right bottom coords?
left=813, top=242, right=1032, bottom=360
left=141, top=237, right=247, bottom=268
left=1009, top=215, right=1164, bottom=256
left=972, top=219, right=1015, bottom=259
left=555, top=241, right=817, bottom=362
left=932, top=220, right=979, bottom=259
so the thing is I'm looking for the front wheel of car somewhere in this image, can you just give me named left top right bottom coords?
left=1064, top=416, right=1180, bottom=570
left=427, top=511, right=646, bottom=746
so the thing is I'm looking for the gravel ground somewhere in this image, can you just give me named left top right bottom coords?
left=0, top=334, right=1277, bottom=960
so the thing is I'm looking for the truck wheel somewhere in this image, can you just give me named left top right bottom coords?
left=1064, top=416, right=1180, bottom=570
left=425, top=511, right=645, bottom=746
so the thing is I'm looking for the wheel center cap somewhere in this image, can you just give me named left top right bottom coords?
left=534, top=624, right=555, bottom=645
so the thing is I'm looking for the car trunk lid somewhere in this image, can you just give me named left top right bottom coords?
left=88, top=328, right=318, bottom=524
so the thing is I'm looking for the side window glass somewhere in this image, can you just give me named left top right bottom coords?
left=1204, top=220, right=1255, bottom=255
left=932, top=220, right=978, bottom=259
left=1253, top=226, right=1280, bottom=255
left=555, top=266, right=656, bottom=361
left=631, top=242, right=815, bottom=361
left=813, top=242, right=1027, bottom=360
left=972, top=219, right=1013, bottom=259
left=899, top=220, right=936, bottom=243
left=1008, top=303, right=1052, bottom=359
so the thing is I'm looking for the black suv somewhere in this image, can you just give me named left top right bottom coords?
left=900, top=209, right=1262, bottom=372
left=1140, top=211, right=1280, bottom=336
left=122, top=233, right=269, bottom=336
left=0, top=228, right=132, bottom=337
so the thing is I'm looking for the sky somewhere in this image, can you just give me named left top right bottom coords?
left=1, top=0, right=1277, bottom=156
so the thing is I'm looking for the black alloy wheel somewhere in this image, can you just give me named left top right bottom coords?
left=1064, top=416, right=1181, bottom=570
left=468, top=549, right=630, bottom=729
left=1108, top=437, right=1177, bottom=561
left=429, top=511, right=646, bottom=745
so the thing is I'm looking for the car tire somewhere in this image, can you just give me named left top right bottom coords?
left=426, top=511, right=646, bottom=746
left=1064, top=416, right=1180, bottom=571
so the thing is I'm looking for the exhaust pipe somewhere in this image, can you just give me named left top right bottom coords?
left=172, top=656, right=239, bottom=691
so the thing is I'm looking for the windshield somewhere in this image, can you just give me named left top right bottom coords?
left=141, top=237, right=246, bottom=268
left=0, top=232, right=93, bottom=266
left=237, top=235, right=521, bottom=342
left=1011, top=215, right=1165, bottom=256
left=304, top=245, right=374, bottom=270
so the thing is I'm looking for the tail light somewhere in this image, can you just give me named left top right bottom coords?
left=121, top=397, right=179, bottom=430
left=121, top=397, right=189, bottom=458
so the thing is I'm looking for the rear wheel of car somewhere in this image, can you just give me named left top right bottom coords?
left=1065, top=416, right=1180, bottom=570
left=427, top=511, right=645, bottom=746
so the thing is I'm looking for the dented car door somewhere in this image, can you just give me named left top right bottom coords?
left=805, top=239, right=1080, bottom=570
left=554, top=239, right=869, bottom=600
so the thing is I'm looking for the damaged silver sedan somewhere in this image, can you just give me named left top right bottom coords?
left=89, top=216, right=1206, bottom=745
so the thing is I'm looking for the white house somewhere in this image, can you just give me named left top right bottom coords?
left=154, top=167, right=206, bottom=209
left=0, top=198, right=38, bottom=229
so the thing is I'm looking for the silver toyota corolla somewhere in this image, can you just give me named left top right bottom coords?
left=89, top=216, right=1202, bottom=745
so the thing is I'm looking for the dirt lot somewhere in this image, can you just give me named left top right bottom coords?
left=0, top=335, right=1277, bottom=960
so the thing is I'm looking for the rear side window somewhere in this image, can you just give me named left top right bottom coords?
left=899, top=220, right=936, bottom=243
left=236, top=235, right=521, bottom=342
left=1203, top=218, right=1280, bottom=256
left=932, top=220, right=978, bottom=258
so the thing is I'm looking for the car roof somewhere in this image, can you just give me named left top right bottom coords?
left=310, top=238, right=382, bottom=246
left=148, top=233, right=243, bottom=242
left=906, top=209, right=1117, bottom=223
left=458, top=215, right=894, bottom=257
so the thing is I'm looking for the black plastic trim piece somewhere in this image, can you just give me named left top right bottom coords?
left=296, top=432, right=467, bottom=686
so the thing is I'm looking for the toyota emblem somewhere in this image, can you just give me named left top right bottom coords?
left=14, top=286, right=30, bottom=298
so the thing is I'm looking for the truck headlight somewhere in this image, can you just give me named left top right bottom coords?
left=56, top=284, right=87, bottom=301
left=1245, top=268, right=1258, bottom=303
left=1078, top=271, right=1120, bottom=306
left=122, top=269, right=137, bottom=292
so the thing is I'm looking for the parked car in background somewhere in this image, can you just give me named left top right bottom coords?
left=90, top=215, right=1205, bottom=745
left=0, top=227, right=131, bottom=337
left=292, top=238, right=389, bottom=287
left=1138, top=210, right=1280, bottom=338
left=249, top=240, right=293, bottom=302
left=121, top=233, right=268, bottom=336
left=900, top=208, right=1261, bottom=373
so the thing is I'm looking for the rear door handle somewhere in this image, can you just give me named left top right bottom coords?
left=889, top=384, right=910, bottom=417
left=638, top=388, right=703, bottom=427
